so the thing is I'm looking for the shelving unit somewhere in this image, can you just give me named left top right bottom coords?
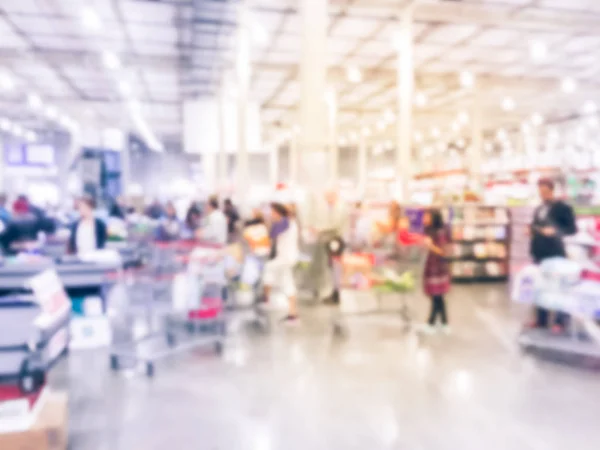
left=448, top=205, right=510, bottom=283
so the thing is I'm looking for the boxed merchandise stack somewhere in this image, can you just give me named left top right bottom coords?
left=0, top=270, right=69, bottom=448
left=448, top=205, right=510, bottom=282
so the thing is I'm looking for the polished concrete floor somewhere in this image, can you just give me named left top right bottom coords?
left=50, top=284, right=600, bottom=450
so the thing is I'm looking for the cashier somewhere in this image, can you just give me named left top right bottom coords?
left=68, top=196, right=107, bottom=255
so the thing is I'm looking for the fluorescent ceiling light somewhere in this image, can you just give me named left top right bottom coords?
left=346, top=66, right=362, bottom=84
left=414, top=92, right=428, bottom=107
left=561, top=77, right=577, bottom=93
left=531, top=113, right=544, bottom=126
left=501, top=97, right=515, bottom=111
left=458, top=112, right=469, bottom=125
left=102, top=51, right=121, bottom=70
left=384, top=109, right=395, bottom=123
left=529, top=41, right=548, bottom=62
left=459, top=71, right=475, bottom=88
left=0, top=72, right=14, bottom=90
left=118, top=80, right=131, bottom=96
left=81, top=7, right=102, bottom=31
left=45, top=106, right=57, bottom=120
left=583, top=101, right=597, bottom=115
left=28, top=93, right=42, bottom=109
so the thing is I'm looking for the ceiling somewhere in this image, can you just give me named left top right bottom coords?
left=1, top=0, right=600, bottom=156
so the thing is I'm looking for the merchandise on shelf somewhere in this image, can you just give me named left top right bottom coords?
left=448, top=205, right=510, bottom=282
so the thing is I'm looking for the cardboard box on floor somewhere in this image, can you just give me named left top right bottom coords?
left=0, top=392, right=67, bottom=450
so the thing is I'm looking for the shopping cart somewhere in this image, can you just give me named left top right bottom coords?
left=107, top=241, right=226, bottom=377
left=332, top=241, right=428, bottom=337
left=514, top=260, right=600, bottom=359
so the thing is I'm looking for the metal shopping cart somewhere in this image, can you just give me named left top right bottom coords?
left=107, top=240, right=227, bottom=377
left=514, top=259, right=600, bottom=359
left=332, top=240, right=428, bottom=337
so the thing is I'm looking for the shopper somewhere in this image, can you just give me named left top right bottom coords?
left=223, top=198, right=240, bottom=242
left=422, top=208, right=451, bottom=334
left=197, top=196, right=227, bottom=246
left=529, top=178, right=577, bottom=332
left=262, top=203, right=299, bottom=324
left=0, top=194, right=11, bottom=224
left=244, top=207, right=265, bottom=227
left=68, top=196, right=107, bottom=255
left=145, top=199, right=164, bottom=220
left=304, top=188, right=348, bottom=304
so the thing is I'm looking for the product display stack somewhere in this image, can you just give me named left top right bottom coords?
left=0, top=270, right=69, bottom=449
left=449, top=205, right=510, bottom=282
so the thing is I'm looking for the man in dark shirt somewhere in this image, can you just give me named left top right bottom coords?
left=530, top=178, right=577, bottom=331
left=224, top=198, right=240, bottom=241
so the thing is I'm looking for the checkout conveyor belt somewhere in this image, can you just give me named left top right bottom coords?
left=0, top=260, right=122, bottom=292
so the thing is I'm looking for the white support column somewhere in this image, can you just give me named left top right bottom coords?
left=395, top=7, right=415, bottom=202
left=357, top=128, right=368, bottom=199
left=217, top=84, right=227, bottom=194
left=327, top=89, right=338, bottom=185
left=236, top=2, right=250, bottom=210
left=470, top=89, right=483, bottom=190
left=269, top=143, right=279, bottom=188
left=289, top=135, right=298, bottom=185
left=299, top=0, right=329, bottom=191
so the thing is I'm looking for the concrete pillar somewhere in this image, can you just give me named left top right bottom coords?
left=395, top=8, right=415, bottom=202
left=327, top=89, right=338, bottom=185
left=299, top=0, right=329, bottom=190
left=357, top=127, right=367, bottom=198
left=235, top=2, right=250, bottom=210
left=289, top=134, right=298, bottom=185
left=269, top=143, right=279, bottom=188
left=470, top=89, right=483, bottom=190
left=217, top=84, right=227, bottom=194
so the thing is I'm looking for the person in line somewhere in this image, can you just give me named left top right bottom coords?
left=157, top=202, right=182, bottom=241
left=304, top=188, right=348, bottom=304
left=262, top=203, right=299, bottom=324
left=145, top=199, right=164, bottom=220
left=68, top=196, right=107, bottom=255
left=244, top=206, right=265, bottom=227
left=529, top=178, right=577, bottom=332
left=422, top=208, right=451, bottom=334
left=109, top=196, right=127, bottom=219
left=0, top=194, right=11, bottom=224
left=197, top=196, right=228, bottom=246
left=223, top=198, right=240, bottom=243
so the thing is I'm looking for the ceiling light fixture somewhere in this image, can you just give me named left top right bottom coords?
left=0, top=72, right=14, bottom=90
left=458, top=112, right=469, bottom=125
left=502, top=97, right=515, bottom=111
left=28, top=93, right=42, bottom=109
left=81, top=7, right=102, bottom=31
left=415, top=92, right=428, bottom=107
left=583, top=101, right=597, bottom=115
left=561, top=77, right=577, bottom=93
left=459, top=71, right=475, bottom=88
left=384, top=109, right=395, bottom=123
left=0, top=118, right=10, bottom=131
left=346, top=66, right=362, bottom=84
left=118, top=80, right=131, bottom=96
left=531, top=113, right=544, bottom=127
left=45, top=106, right=57, bottom=120
left=529, top=40, right=548, bottom=62
left=102, top=51, right=121, bottom=70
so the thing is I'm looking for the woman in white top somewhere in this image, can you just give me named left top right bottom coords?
left=68, top=196, right=107, bottom=255
left=262, top=203, right=300, bottom=323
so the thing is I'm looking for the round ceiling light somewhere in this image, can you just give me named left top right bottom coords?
left=529, top=41, right=548, bottom=62
left=561, top=77, right=577, bottom=93
left=459, top=71, right=475, bottom=88
left=501, top=97, right=515, bottom=111
left=346, top=66, right=362, bottom=84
